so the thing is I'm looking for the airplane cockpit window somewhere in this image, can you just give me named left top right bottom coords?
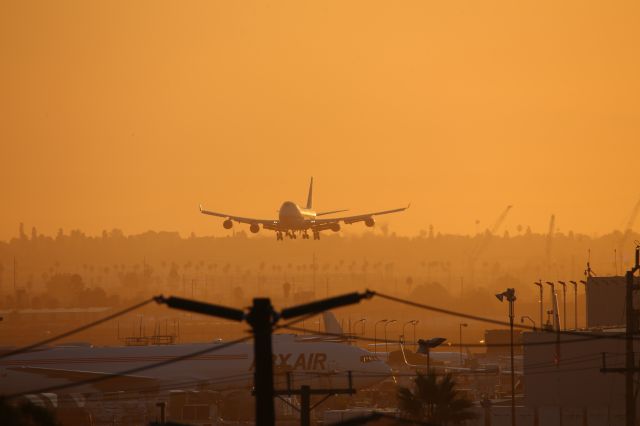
left=359, top=354, right=380, bottom=363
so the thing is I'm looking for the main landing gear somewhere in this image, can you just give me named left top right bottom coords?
left=275, top=230, right=320, bottom=241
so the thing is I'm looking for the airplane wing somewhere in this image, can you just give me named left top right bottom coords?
left=8, top=366, right=160, bottom=392
left=199, top=205, right=279, bottom=227
left=313, top=205, right=410, bottom=225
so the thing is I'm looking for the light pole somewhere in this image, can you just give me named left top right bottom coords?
left=354, top=318, right=366, bottom=338
left=558, top=281, right=567, bottom=330
left=384, top=320, right=397, bottom=353
left=373, top=319, right=387, bottom=354
left=403, top=320, right=418, bottom=348
left=496, top=288, right=517, bottom=426
left=546, top=281, right=555, bottom=328
left=418, top=337, right=446, bottom=373
left=534, top=280, right=543, bottom=331
left=520, top=315, right=536, bottom=331
left=459, top=323, right=468, bottom=365
left=569, top=280, right=578, bottom=329
left=412, top=320, right=420, bottom=351
left=580, top=280, right=587, bottom=328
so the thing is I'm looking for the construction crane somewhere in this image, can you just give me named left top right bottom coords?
left=469, top=205, right=513, bottom=284
left=618, top=196, right=640, bottom=267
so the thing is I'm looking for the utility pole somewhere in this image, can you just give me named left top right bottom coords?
left=155, top=291, right=373, bottom=426
left=496, top=288, right=517, bottom=426
left=625, top=245, right=639, bottom=426
left=600, top=245, right=640, bottom=426
left=275, top=371, right=355, bottom=426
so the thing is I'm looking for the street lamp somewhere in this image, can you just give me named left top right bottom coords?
left=403, top=320, right=419, bottom=348
left=417, top=337, right=446, bottom=372
left=569, top=281, right=578, bottom=329
left=459, top=323, right=468, bottom=365
left=384, top=320, right=397, bottom=353
left=354, top=318, right=366, bottom=338
left=558, top=281, right=567, bottom=330
left=546, top=281, right=555, bottom=328
left=520, top=315, right=536, bottom=331
left=580, top=280, right=587, bottom=328
left=373, top=319, right=387, bottom=354
left=496, top=287, right=517, bottom=426
left=534, top=280, right=543, bottom=331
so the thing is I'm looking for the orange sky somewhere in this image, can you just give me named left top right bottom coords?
left=1, top=1, right=639, bottom=240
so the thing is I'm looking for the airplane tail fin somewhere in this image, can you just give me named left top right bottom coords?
left=322, top=311, right=343, bottom=335
left=306, top=177, right=313, bottom=210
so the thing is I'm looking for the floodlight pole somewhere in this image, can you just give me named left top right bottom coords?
left=558, top=281, right=567, bottom=331
left=534, top=280, right=543, bottom=331
left=496, top=288, right=516, bottom=426
left=569, top=281, right=578, bottom=329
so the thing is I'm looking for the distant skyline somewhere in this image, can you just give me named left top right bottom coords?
left=2, top=1, right=639, bottom=240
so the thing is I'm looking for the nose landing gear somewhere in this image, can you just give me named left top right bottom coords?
left=276, top=232, right=283, bottom=241
left=313, top=231, right=320, bottom=240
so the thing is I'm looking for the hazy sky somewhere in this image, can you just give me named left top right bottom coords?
left=1, top=1, right=639, bottom=240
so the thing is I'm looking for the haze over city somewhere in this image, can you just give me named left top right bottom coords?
left=2, top=1, right=640, bottom=241
left=2, top=1, right=640, bottom=425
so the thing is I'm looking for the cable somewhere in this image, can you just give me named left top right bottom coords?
left=4, top=334, right=253, bottom=399
left=0, top=297, right=157, bottom=360
left=374, top=291, right=640, bottom=341
left=280, top=324, right=610, bottom=348
left=5, top=308, right=318, bottom=399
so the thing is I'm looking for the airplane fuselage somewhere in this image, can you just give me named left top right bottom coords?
left=0, top=335, right=389, bottom=396
left=278, top=201, right=316, bottom=229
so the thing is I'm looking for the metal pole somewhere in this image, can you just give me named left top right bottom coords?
left=570, top=281, right=578, bottom=330
left=559, top=281, right=567, bottom=330
left=247, top=298, right=276, bottom=426
left=300, top=385, right=311, bottom=426
left=534, top=280, right=543, bottom=331
left=510, top=298, right=516, bottom=426
left=459, top=324, right=463, bottom=365
left=625, top=270, right=635, bottom=426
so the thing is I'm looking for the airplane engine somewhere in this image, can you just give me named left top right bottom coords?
left=223, top=219, right=233, bottom=229
left=249, top=223, right=260, bottom=233
left=331, top=223, right=341, bottom=232
left=364, top=217, right=375, bottom=227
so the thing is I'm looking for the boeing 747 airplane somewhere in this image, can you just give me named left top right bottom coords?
left=199, top=178, right=408, bottom=240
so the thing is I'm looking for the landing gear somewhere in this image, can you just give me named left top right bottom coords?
left=313, top=231, right=320, bottom=240
left=302, top=231, right=309, bottom=239
left=276, top=232, right=283, bottom=241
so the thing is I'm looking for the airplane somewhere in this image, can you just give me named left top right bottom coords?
left=0, top=334, right=391, bottom=397
left=199, top=178, right=409, bottom=240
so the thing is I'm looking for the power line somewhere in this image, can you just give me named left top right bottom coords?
left=0, top=297, right=156, bottom=360
left=374, top=291, right=640, bottom=341
left=5, top=335, right=253, bottom=399
left=280, top=324, right=615, bottom=348
left=5, top=311, right=318, bottom=400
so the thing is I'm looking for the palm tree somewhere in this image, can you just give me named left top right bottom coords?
left=397, top=372, right=476, bottom=425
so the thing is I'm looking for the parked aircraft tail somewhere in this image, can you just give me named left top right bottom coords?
left=322, top=311, right=343, bottom=335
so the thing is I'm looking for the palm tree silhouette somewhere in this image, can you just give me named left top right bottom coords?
left=397, top=372, right=475, bottom=425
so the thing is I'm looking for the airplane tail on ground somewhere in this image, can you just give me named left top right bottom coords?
left=306, top=177, right=313, bottom=210
left=322, top=311, right=343, bottom=335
